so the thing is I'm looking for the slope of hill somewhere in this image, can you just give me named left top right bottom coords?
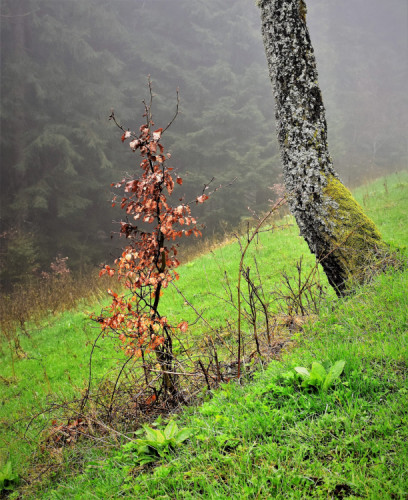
left=43, top=268, right=407, bottom=498
left=0, top=171, right=407, bottom=497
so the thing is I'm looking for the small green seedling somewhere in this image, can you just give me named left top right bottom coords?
left=122, top=421, right=194, bottom=465
left=0, top=461, right=19, bottom=492
left=293, top=360, right=346, bottom=391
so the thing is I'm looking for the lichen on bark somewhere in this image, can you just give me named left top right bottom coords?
left=258, top=0, right=387, bottom=295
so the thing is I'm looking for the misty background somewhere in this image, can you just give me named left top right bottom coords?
left=1, top=0, right=407, bottom=288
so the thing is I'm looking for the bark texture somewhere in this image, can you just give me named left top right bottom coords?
left=259, top=0, right=387, bottom=295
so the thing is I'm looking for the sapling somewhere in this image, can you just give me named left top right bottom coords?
left=95, top=82, right=208, bottom=397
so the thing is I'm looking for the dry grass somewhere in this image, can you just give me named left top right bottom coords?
left=0, top=270, right=111, bottom=352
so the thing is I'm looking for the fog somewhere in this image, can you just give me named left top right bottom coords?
left=1, top=0, right=407, bottom=285
left=308, top=0, right=408, bottom=184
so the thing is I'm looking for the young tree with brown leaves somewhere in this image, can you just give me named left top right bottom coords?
left=96, top=89, right=208, bottom=396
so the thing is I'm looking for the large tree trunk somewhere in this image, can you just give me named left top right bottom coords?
left=258, top=0, right=387, bottom=295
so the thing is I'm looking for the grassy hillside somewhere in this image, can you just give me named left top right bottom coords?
left=39, top=267, right=408, bottom=499
left=0, top=171, right=407, bottom=497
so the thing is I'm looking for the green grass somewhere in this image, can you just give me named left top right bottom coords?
left=0, top=171, right=407, bottom=497
left=353, top=173, right=408, bottom=248
left=161, top=214, right=319, bottom=329
left=29, top=265, right=408, bottom=499
left=162, top=170, right=408, bottom=329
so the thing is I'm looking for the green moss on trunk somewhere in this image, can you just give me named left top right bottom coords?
left=321, top=175, right=388, bottom=291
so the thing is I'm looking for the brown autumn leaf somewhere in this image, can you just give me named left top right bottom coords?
left=178, top=321, right=188, bottom=333
left=196, top=194, right=209, bottom=203
left=153, top=128, right=163, bottom=141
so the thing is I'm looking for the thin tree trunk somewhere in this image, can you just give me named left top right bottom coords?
left=258, top=0, right=387, bottom=295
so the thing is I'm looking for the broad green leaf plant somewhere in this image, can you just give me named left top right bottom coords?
left=0, top=461, right=18, bottom=493
left=119, top=421, right=194, bottom=466
left=293, top=360, right=346, bottom=391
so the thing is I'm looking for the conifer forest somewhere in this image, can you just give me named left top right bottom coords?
left=1, top=0, right=406, bottom=287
